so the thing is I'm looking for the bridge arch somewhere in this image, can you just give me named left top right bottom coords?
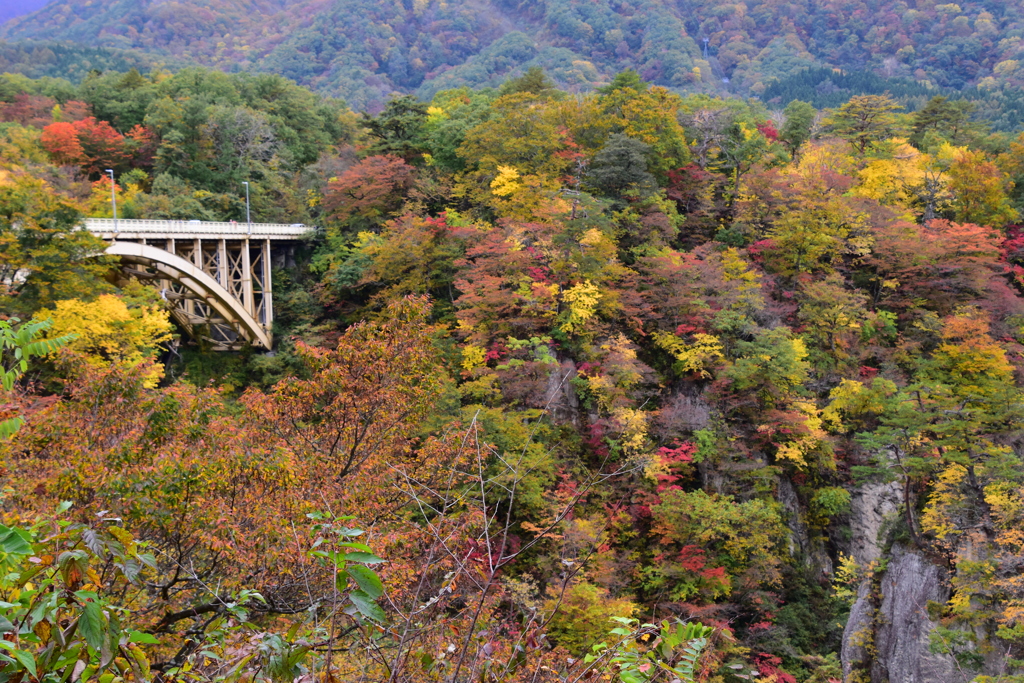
left=105, top=241, right=272, bottom=349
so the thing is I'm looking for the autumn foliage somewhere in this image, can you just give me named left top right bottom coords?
left=40, top=116, right=154, bottom=176
left=6, top=66, right=1024, bottom=683
left=321, top=154, right=416, bottom=230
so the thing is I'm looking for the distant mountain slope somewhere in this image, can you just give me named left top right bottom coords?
left=0, top=0, right=316, bottom=61
left=0, top=40, right=180, bottom=82
left=3, top=0, right=1024, bottom=111
left=0, top=0, right=49, bottom=26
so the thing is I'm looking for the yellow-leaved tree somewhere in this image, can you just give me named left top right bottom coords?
left=559, top=280, right=602, bottom=336
left=38, top=290, right=174, bottom=386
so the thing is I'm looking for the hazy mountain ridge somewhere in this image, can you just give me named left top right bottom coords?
left=0, top=0, right=48, bottom=25
left=0, top=40, right=182, bottom=83
left=2, top=0, right=1023, bottom=112
left=0, top=0, right=321, bottom=60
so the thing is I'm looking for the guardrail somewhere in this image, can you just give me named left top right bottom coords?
left=84, top=218, right=313, bottom=239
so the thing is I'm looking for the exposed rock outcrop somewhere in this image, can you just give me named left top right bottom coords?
left=842, top=581, right=875, bottom=678
left=848, top=480, right=901, bottom=567
left=543, top=359, right=579, bottom=424
left=777, top=475, right=832, bottom=573
left=842, top=473, right=963, bottom=682
left=870, top=547, right=957, bottom=682
left=842, top=546, right=960, bottom=682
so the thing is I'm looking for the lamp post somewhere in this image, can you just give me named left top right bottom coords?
left=242, top=181, right=251, bottom=235
left=106, top=169, right=118, bottom=235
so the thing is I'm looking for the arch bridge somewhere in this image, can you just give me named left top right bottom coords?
left=86, top=218, right=309, bottom=351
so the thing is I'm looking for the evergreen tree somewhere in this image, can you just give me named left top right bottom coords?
left=910, top=96, right=982, bottom=148
left=597, top=69, right=649, bottom=95
left=779, top=100, right=815, bottom=160
left=587, top=133, right=655, bottom=198
left=363, top=94, right=429, bottom=163
left=826, top=94, right=903, bottom=154
left=498, top=66, right=561, bottom=99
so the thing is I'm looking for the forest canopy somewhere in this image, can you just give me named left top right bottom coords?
left=3, top=63, right=1024, bottom=682
left=3, top=0, right=1024, bottom=117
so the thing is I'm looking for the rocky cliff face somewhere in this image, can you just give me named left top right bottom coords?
left=840, top=472, right=995, bottom=682
left=842, top=546, right=959, bottom=683
left=839, top=473, right=965, bottom=682
left=544, top=359, right=579, bottom=425
left=848, top=480, right=901, bottom=568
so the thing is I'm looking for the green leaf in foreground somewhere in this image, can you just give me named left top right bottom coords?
left=80, top=601, right=105, bottom=651
left=348, top=565, right=384, bottom=599
left=349, top=589, right=385, bottom=622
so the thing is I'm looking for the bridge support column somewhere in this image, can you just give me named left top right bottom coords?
left=188, top=238, right=202, bottom=328
left=262, top=239, right=273, bottom=331
left=217, top=239, right=229, bottom=290
left=165, top=238, right=176, bottom=308
left=242, top=239, right=254, bottom=316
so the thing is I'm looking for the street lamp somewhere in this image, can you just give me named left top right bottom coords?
left=242, top=181, right=251, bottom=235
left=106, top=169, right=118, bottom=235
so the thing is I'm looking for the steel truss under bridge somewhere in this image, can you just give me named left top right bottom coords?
left=86, top=218, right=309, bottom=351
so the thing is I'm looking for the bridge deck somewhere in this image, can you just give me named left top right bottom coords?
left=85, top=218, right=311, bottom=240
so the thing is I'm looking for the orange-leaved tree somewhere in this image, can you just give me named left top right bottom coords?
left=1, top=359, right=301, bottom=667
left=2, top=296, right=463, bottom=675
left=321, top=154, right=416, bottom=233
left=242, top=295, right=447, bottom=486
left=40, top=117, right=132, bottom=176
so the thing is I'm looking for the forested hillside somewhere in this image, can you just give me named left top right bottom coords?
left=4, top=64, right=1024, bottom=682
left=3, top=0, right=1024, bottom=114
left=0, top=0, right=47, bottom=26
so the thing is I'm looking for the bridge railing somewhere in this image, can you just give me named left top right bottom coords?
left=84, top=218, right=313, bottom=239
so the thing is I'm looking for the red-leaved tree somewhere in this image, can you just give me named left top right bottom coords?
left=40, top=116, right=136, bottom=176
left=321, top=154, right=416, bottom=230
